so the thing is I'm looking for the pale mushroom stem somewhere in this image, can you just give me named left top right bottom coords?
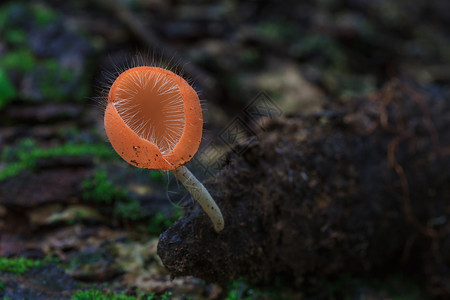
left=171, top=165, right=224, bottom=232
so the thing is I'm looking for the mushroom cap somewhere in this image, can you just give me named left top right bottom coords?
left=104, top=66, right=202, bottom=170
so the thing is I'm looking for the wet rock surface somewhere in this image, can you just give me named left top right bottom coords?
left=0, top=159, right=93, bottom=208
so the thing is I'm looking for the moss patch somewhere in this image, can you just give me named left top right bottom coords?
left=0, top=257, right=45, bottom=275
left=82, top=171, right=128, bottom=204
left=0, top=68, right=16, bottom=109
left=147, top=209, right=183, bottom=236
left=0, top=2, right=92, bottom=106
left=71, top=289, right=159, bottom=300
left=82, top=170, right=144, bottom=221
left=0, top=48, right=35, bottom=72
left=0, top=139, right=115, bottom=182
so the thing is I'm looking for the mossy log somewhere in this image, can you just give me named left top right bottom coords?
left=157, top=81, right=450, bottom=297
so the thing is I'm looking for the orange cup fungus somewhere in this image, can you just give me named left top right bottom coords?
left=104, top=65, right=224, bottom=232
left=104, top=66, right=202, bottom=170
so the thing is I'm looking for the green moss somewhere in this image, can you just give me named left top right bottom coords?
left=148, top=170, right=165, bottom=184
left=0, top=281, right=4, bottom=292
left=82, top=170, right=145, bottom=221
left=113, top=199, right=143, bottom=220
left=37, top=60, right=75, bottom=102
left=81, top=168, right=181, bottom=223
left=159, top=291, right=172, bottom=300
left=71, top=290, right=132, bottom=300
left=0, top=3, right=57, bottom=30
left=31, top=3, right=58, bottom=26
left=27, top=142, right=111, bottom=161
left=225, top=280, right=253, bottom=300
left=147, top=208, right=183, bottom=236
left=142, top=294, right=156, bottom=300
left=82, top=162, right=180, bottom=224
left=0, top=49, right=35, bottom=71
left=0, top=162, right=25, bottom=181
left=0, top=6, right=8, bottom=29
left=0, top=257, right=44, bottom=274
left=0, top=3, right=90, bottom=104
left=0, top=138, right=115, bottom=182
left=71, top=290, right=156, bottom=300
left=82, top=171, right=127, bottom=204
left=35, top=58, right=91, bottom=102
left=0, top=68, right=16, bottom=109
left=0, top=4, right=26, bottom=33
left=4, top=28, right=27, bottom=45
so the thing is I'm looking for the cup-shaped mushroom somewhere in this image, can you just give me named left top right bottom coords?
left=104, top=66, right=203, bottom=170
left=104, top=66, right=224, bottom=232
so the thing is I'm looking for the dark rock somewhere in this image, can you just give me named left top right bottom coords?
left=67, top=249, right=122, bottom=281
left=0, top=167, right=93, bottom=208
left=157, top=81, right=450, bottom=297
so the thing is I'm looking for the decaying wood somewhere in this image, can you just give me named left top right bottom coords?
left=157, top=81, right=450, bottom=297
